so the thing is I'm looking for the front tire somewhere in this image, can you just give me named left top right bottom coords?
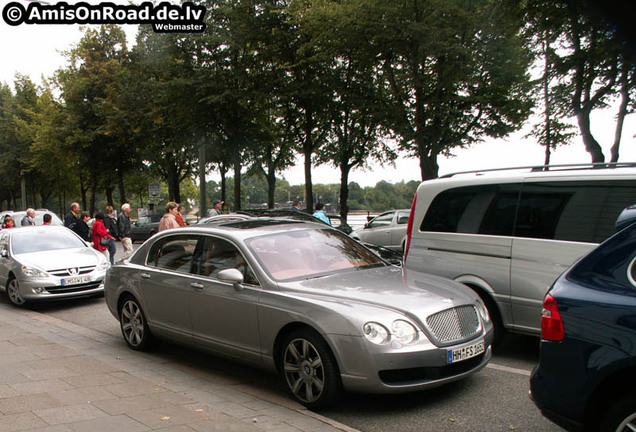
left=119, top=296, right=154, bottom=351
left=280, top=329, right=342, bottom=410
left=6, top=277, right=26, bottom=306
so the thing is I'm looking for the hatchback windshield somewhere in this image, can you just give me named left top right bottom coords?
left=247, top=228, right=384, bottom=281
left=11, top=229, right=86, bottom=254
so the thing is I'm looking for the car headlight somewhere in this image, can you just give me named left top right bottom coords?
left=98, top=260, right=111, bottom=271
left=392, top=320, right=418, bottom=344
left=363, top=322, right=390, bottom=345
left=476, top=300, right=491, bottom=324
left=21, top=266, right=48, bottom=278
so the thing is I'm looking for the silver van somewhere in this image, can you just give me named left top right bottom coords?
left=403, top=163, right=636, bottom=341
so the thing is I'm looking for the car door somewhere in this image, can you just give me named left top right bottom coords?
left=188, top=235, right=262, bottom=364
left=361, top=211, right=396, bottom=246
left=390, top=211, right=410, bottom=250
left=138, top=234, right=200, bottom=340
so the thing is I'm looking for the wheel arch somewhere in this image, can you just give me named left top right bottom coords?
left=585, top=364, right=636, bottom=428
left=272, top=322, right=340, bottom=375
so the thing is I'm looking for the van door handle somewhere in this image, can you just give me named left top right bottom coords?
left=191, top=282, right=204, bottom=289
left=140, top=273, right=151, bottom=279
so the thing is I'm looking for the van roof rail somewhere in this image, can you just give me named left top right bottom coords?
left=438, top=162, right=636, bottom=179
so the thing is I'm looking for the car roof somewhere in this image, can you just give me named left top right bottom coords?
left=157, top=218, right=329, bottom=240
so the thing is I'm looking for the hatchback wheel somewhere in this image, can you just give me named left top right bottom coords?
left=280, top=329, right=341, bottom=410
left=6, top=277, right=26, bottom=306
left=119, top=296, right=154, bottom=350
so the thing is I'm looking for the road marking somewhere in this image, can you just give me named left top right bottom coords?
left=486, top=363, right=531, bottom=377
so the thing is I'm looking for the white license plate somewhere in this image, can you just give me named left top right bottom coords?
left=61, top=276, right=91, bottom=286
left=447, top=339, right=485, bottom=364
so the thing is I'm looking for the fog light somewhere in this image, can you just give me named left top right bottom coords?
left=31, top=287, right=47, bottom=294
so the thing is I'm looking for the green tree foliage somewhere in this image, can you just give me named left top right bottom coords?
left=334, top=0, right=534, bottom=179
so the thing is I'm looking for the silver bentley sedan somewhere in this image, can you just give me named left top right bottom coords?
left=105, top=219, right=493, bottom=409
left=0, top=226, right=110, bottom=306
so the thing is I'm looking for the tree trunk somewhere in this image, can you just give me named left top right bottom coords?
left=611, top=63, right=630, bottom=163
left=419, top=152, right=439, bottom=180
left=576, top=109, right=605, bottom=163
left=339, top=164, right=350, bottom=222
left=117, top=168, right=127, bottom=206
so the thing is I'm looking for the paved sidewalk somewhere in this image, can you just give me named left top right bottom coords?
left=0, top=302, right=357, bottom=432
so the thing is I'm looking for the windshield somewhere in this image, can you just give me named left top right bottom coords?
left=246, top=228, right=384, bottom=281
left=11, top=229, right=87, bottom=254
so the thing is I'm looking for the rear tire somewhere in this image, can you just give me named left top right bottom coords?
left=119, top=296, right=154, bottom=351
left=280, top=329, right=342, bottom=410
left=599, top=394, right=636, bottom=432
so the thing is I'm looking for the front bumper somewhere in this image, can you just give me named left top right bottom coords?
left=330, top=329, right=493, bottom=394
left=15, top=273, right=106, bottom=301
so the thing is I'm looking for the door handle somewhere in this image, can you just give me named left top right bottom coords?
left=191, top=282, right=204, bottom=289
left=140, top=273, right=151, bottom=279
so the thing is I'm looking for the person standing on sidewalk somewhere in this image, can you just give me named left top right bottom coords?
left=64, top=202, right=82, bottom=236
left=175, top=204, right=187, bottom=227
left=118, top=203, right=134, bottom=261
left=103, top=206, right=119, bottom=264
left=159, top=201, right=180, bottom=232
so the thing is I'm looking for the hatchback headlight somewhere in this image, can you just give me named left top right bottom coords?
left=98, top=260, right=110, bottom=271
left=21, top=266, right=48, bottom=278
left=392, top=320, right=418, bottom=344
left=363, top=322, right=390, bottom=345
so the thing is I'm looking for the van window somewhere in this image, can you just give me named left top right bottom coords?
left=421, top=180, right=636, bottom=243
left=521, top=180, right=636, bottom=243
left=421, top=184, right=520, bottom=235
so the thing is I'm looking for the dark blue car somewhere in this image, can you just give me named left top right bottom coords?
left=530, top=217, right=636, bottom=432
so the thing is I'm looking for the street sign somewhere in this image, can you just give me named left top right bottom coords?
left=148, top=183, right=161, bottom=198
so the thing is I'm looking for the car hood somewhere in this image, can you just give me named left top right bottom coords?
left=15, top=248, right=103, bottom=270
left=278, top=265, right=478, bottom=321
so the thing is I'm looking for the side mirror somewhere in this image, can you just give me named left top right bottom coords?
left=616, top=205, right=636, bottom=232
left=217, top=268, right=244, bottom=290
left=364, top=222, right=370, bottom=229
left=0, top=250, right=7, bottom=258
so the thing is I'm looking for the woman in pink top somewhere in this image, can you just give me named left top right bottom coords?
left=158, top=201, right=181, bottom=232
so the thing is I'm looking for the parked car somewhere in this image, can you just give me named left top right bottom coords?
left=0, top=226, right=109, bottom=306
left=530, top=211, right=636, bottom=432
left=105, top=219, right=493, bottom=409
left=403, top=162, right=636, bottom=342
left=131, top=214, right=162, bottom=243
left=351, top=209, right=410, bottom=251
left=1, top=209, right=63, bottom=227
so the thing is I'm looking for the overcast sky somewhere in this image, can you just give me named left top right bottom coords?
left=2, top=0, right=634, bottom=187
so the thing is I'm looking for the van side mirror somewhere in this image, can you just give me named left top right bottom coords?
left=616, top=205, right=636, bottom=232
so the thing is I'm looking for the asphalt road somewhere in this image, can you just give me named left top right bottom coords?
left=4, top=242, right=564, bottom=432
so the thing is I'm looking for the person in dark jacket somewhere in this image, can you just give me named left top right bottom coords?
left=75, top=211, right=91, bottom=242
left=103, top=206, right=118, bottom=264
left=64, top=202, right=81, bottom=236
left=117, top=203, right=133, bottom=261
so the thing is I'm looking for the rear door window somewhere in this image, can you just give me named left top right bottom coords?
left=146, top=235, right=200, bottom=273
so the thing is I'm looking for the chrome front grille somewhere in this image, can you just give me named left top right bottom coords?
left=48, top=266, right=96, bottom=277
left=426, top=305, right=481, bottom=344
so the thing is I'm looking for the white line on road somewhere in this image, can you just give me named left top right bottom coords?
left=486, top=363, right=532, bottom=377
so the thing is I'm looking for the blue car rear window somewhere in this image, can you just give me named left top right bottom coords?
left=566, top=224, right=636, bottom=293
